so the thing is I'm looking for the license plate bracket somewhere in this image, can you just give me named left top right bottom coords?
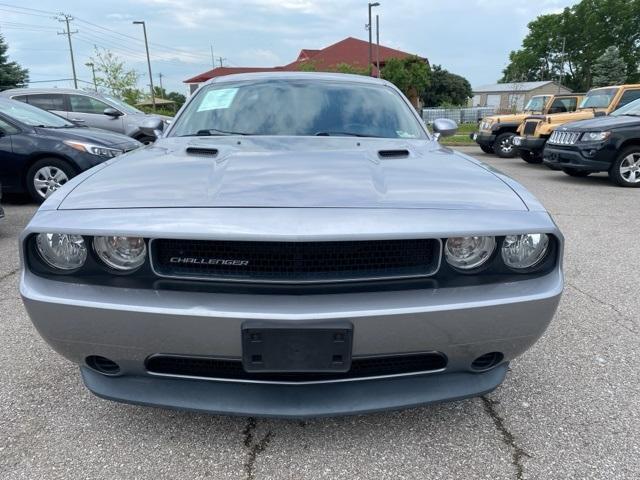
left=241, top=322, right=353, bottom=373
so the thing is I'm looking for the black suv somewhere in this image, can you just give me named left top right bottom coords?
left=543, top=98, right=640, bottom=187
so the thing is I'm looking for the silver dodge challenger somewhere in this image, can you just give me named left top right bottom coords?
left=20, top=72, right=563, bottom=417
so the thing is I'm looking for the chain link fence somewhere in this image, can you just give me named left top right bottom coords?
left=422, top=107, right=497, bottom=124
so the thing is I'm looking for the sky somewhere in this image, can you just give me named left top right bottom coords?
left=0, top=0, right=580, bottom=95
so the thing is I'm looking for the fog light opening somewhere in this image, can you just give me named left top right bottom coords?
left=470, top=352, right=504, bottom=372
left=86, top=355, right=121, bottom=376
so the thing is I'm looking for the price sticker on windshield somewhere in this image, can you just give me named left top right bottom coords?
left=197, top=88, right=239, bottom=111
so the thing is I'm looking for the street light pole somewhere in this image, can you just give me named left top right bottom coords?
left=133, top=20, right=156, bottom=110
left=376, top=14, right=380, bottom=78
left=85, top=62, right=97, bottom=91
left=367, top=3, right=380, bottom=76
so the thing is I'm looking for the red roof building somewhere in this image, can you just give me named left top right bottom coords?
left=184, top=37, right=426, bottom=93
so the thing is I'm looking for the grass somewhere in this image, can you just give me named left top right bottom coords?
left=438, top=122, right=477, bottom=146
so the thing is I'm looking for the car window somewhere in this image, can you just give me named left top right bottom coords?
left=69, top=95, right=111, bottom=114
left=615, top=89, right=640, bottom=110
left=102, top=95, right=143, bottom=114
left=548, top=97, right=577, bottom=114
left=0, top=117, right=20, bottom=135
left=0, top=100, right=74, bottom=128
left=580, top=88, right=619, bottom=109
left=170, top=79, right=427, bottom=139
left=27, top=94, right=66, bottom=111
left=11, top=95, right=28, bottom=104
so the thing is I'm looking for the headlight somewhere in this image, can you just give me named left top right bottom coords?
left=63, top=140, right=122, bottom=158
left=501, top=234, right=549, bottom=269
left=444, top=236, right=496, bottom=270
left=36, top=233, right=87, bottom=270
left=93, top=236, right=147, bottom=271
left=580, top=131, right=610, bottom=142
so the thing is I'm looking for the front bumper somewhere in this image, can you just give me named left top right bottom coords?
left=543, top=144, right=613, bottom=172
left=82, top=363, right=509, bottom=418
left=513, top=136, right=547, bottom=152
left=21, top=265, right=562, bottom=416
left=471, top=132, right=496, bottom=146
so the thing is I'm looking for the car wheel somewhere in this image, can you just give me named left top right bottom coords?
left=493, top=133, right=517, bottom=158
left=562, top=168, right=591, bottom=177
left=479, top=144, right=494, bottom=154
left=137, top=135, right=156, bottom=145
left=519, top=150, right=543, bottom=164
left=609, top=147, right=640, bottom=187
left=26, top=158, right=75, bottom=203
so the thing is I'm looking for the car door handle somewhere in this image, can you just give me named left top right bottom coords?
left=70, top=118, right=86, bottom=123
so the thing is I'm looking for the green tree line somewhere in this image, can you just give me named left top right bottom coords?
left=501, top=0, right=640, bottom=91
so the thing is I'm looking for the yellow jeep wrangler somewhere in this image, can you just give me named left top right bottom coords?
left=513, top=84, right=640, bottom=163
left=472, top=94, right=582, bottom=158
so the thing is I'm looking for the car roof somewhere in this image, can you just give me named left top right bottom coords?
left=205, top=71, right=395, bottom=88
left=0, top=87, right=104, bottom=97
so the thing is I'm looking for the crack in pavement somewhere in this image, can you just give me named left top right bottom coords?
left=481, top=396, right=531, bottom=480
left=567, top=282, right=639, bottom=335
left=242, top=417, right=273, bottom=480
left=0, top=268, right=19, bottom=284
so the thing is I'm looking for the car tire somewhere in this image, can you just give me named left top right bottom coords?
left=562, top=168, right=591, bottom=177
left=608, top=147, right=640, bottom=187
left=479, top=144, right=494, bottom=154
left=137, top=135, right=156, bottom=145
left=26, top=158, right=76, bottom=203
left=519, top=150, right=543, bottom=164
left=493, top=133, right=517, bottom=158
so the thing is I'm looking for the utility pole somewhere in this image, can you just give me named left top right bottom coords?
left=558, top=37, right=566, bottom=93
left=367, top=2, right=380, bottom=76
left=210, top=44, right=215, bottom=69
left=375, top=14, right=380, bottom=78
left=85, top=62, right=97, bottom=91
left=133, top=20, right=155, bottom=110
left=218, top=57, right=226, bottom=68
left=57, top=14, right=78, bottom=89
left=158, top=72, right=164, bottom=95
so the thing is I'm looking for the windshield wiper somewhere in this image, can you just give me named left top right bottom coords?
left=183, top=128, right=251, bottom=136
left=314, top=131, right=377, bottom=137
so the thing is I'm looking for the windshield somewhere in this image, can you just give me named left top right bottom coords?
left=102, top=95, right=143, bottom=114
left=0, top=99, right=73, bottom=128
left=580, top=88, right=619, bottom=109
left=170, top=79, right=427, bottom=139
left=524, top=96, right=549, bottom=113
left=611, top=98, right=640, bottom=117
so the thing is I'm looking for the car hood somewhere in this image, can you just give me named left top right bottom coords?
left=36, top=126, right=140, bottom=149
left=558, top=114, right=640, bottom=131
left=57, top=137, right=527, bottom=211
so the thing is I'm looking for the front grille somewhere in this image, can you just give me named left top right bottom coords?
left=523, top=120, right=540, bottom=135
left=146, top=352, right=447, bottom=383
left=150, top=238, right=440, bottom=283
left=548, top=130, right=580, bottom=145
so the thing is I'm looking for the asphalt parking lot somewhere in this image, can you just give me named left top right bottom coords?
left=0, top=146, right=638, bottom=480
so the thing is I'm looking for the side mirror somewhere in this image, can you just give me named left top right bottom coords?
left=103, top=107, right=123, bottom=117
left=432, top=118, right=458, bottom=139
left=139, top=117, right=164, bottom=138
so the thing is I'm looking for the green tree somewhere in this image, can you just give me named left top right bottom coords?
left=592, top=46, right=627, bottom=87
left=422, top=65, right=472, bottom=107
left=0, top=31, right=29, bottom=91
left=89, top=47, right=139, bottom=99
left=381, top=56, right=431, bottom=107
left=152, top=86, right=186, bottom=107
left=500, top=0, right=640, bottom=91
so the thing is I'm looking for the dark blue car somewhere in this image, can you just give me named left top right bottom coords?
left=0, top=98, right=141, bottom=202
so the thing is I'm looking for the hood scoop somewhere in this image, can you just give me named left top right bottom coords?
left=378, top=149, right=410, bottom=159
left=186, top=146, right=219, bottom=157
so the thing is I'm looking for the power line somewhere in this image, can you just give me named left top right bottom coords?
left=0, top=3, right=58, bottom=15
